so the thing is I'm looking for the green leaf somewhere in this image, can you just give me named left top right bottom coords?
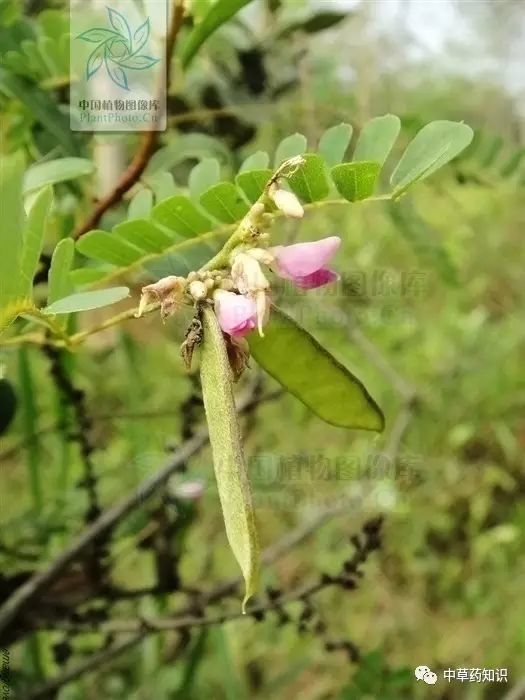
left=48, top=238, right=74, bottom=303
left=20, top=186, right=53, bottom=297
left=180, top=0, right=256, bottom=68
left=69, top=268, right=110, bottom=286
left=23, top=158, right=94, bottom=194
left=199, top=306, right=259, bottom=611
left=113, top=219, right=175, bottom=253
left=239, top=151, right=270, bottom=173
left=48, top=237, right=74, bottom=329
left=318, top=123, right=352, bottom=167
left=248, top=307, right=384, bottom=432
left=0, top=151, right=25, bottom=309
left=152, top=195, right=213, bottom=238
left=331, top=161, right=381, bottom=201
left=277, top=11, right=348, bottom=38
left=235, top=169, right=272, bottom=203
left=127, top=188, right=153, bottom=220
left=390, top=120, right=474, bottom=195
left=199, top=182, right=249, bottom=223
left=0, top=69, right=77, bottom=155
left=353, top=114, right=400, bottom=166
left=189, top=158, right=220, bottom=200
left=43, top=287, right=130, bottom=315
left=145, top=134, right=231, bottom=176
left=287, top=153, right=330, bottom=202
left=76, top=230, right=144, bottom=266
left=274, top=133, right=307, bottom=166
left=149, top=172, right=176, bottom=202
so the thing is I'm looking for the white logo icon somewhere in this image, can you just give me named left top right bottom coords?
left=415, top=666, right=438, bottom=685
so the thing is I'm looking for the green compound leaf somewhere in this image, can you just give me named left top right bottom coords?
left=76, top=230, right=144, bottom=266
left=24, top=157, right=94, bottom=194
left=127, top=188, right=153, bottom=220
left=248, top=307, right=384, bottom=432
left=43, top=287, right=130, bottom=315
left=20, top=186, right=53, bottom=297
left=318, top=123, right=353, bottom=167
left=0, top=152, right=40, bottom=332
left=0, top=151, right=25, bottom=309
left=390, top=120, right=474, bottom=195
left=353, top=114, right=401, bottom=166
left=152, top=195, right=213, bottom=238
left=200, top=182, right=250, bottom=223
left=239, top=151, right=270, bottom=172
left=145, top=134, right=231, bottom=176
left=331, top=161, right=381, bottom=202
left=189, top=158, right=221, bottom=200
left=200, top=306, right=259, bottom=611
left=274, top=132, right=307, bottom=166
left=113, top=220, right=175, bottom=253
left=235, top=169, right=272, bottom=203
left=48, top=237, right=75, bottom=329
left=48, top=238, right=75, bottom=304
left=288, top=153, right=330, bottom=203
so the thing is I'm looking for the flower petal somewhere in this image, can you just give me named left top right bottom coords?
left=215, top=290, right=257, bottom=337
left=272, top=236, right=341, bottom=278
left=292, top=268, right=339, bottom=289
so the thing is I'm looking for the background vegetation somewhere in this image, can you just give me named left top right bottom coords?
left=0, top=0, right=524, bottom=698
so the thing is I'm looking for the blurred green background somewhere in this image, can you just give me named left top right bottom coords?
left=0, top=0, right=524, bottom=698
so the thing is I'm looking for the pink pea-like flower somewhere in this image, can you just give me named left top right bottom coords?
left=271, top=236, right=341, bottom=289
left=214, top=290, right=258, bottom=337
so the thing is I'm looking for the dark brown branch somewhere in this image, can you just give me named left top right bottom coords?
left=21, top=515, right=381, bottom=700
left=73, top=1, right=186, bottom=239
left=0, top=429, right=208, bottom=641
left=0, top=384, right=281, bottom=641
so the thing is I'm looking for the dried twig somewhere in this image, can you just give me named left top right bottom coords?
left=0, top=386, right=278, bottom=640
left=20, top=516, right=382, bottom=700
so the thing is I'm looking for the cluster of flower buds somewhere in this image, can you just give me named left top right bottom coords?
left=136, top=162, right=341, bottom=347
left=136, top=236, right=341, bottom=336
left=216, top=235, right=341, bottom=338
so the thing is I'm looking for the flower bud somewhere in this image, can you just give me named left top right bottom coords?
left=246, top=247, right=274, bottom=265
left=188, top=280, right=208, bottom=301
left=231, top=252, right=270, bottom=297
left=269, top=184, right=304, bottom=219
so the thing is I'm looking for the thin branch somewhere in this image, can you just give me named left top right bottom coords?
left=21, top=634, right=147, bottom=700
left=73, top=1, right=186, bottom=239
left=0, top=430, right=207, bottom=639
left=0, top=384, right=272, bottom=640
left=20, top=504, right=371, bottom=700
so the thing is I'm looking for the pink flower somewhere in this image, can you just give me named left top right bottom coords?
left=271, top=236, right=341, bottom=289
left=214, top=290, right=257, bottom=337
